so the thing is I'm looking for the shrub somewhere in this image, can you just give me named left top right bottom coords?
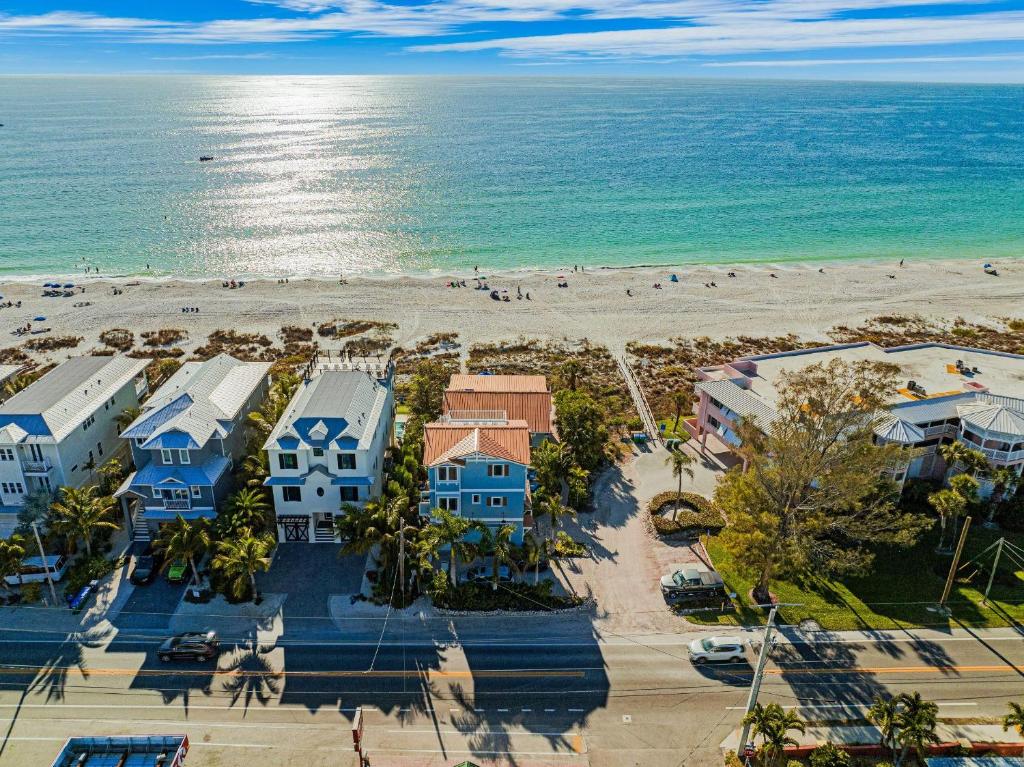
left=141, top=328, right=187, bottom=347
left=809, top=743, right=852, bottom=767
left=20, top=582, right=42, bottom=604
left=432, top=580, right=581, bottom=611
left=318, top=319, right=397, bottom=338
left=63, top=554, right=121, bottom=598
left=23, top=335, right=82, bottom=352
left=279, top=325, right=313, bottom=343
left=554, top=531, right=587, bottom=558
left=648, top=491, right=726, bottom=535
left=99, top=328, right=134, bottom=351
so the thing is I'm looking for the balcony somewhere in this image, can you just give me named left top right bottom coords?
left=163, top=499, right=191, bottom=510
left=22, top=460, right=53, bottom=475
left=979, top=446, right=1024, bottom=464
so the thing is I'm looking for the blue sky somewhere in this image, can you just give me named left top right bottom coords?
left=1, top=0, right=1024, bottom=79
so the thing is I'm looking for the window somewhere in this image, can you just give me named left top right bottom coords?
left=190, top=485, right=202, bottom=499
left=70, top=465, right=78, bottom=473
left=88, top=450, right=94, bottom=465
left=487, top=496, right=508, bottom=508
left=82, top=415, right=95, bottom=431
left=316, top=487, right=325, bottom=498
left=2, top=481, right=25, bottom=495
left=437, top=466, right=459, bottom=482
left=472, top=494, right=481, bottom=505
left=0, top=448, right=13, bottom=461
left=97, top=442, right=103, bottom=457
left=438, top=497, right=459, bottom=512
left=340, top=486, right=359, bottom=502
left=313, top=447, right=324, bottom=457
left=136, top=438, right=145, bottom=447
left=179, top=449, right=190, bottom=464
left=337, top=453, right=356, bottom=470
left=161, top=449, right=173, bottom=464
left=282, top=486, right=302, bottom=503
left=487, top=463, right=509, bottom=477
left=279, top=453, right=298, bottom=470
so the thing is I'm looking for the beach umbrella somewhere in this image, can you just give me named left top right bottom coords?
left=34, top=316, right=46, bottom=322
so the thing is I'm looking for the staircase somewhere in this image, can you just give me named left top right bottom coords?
left=313, top=520, right=336, bottom=543
left=618, top=355, right=661, bottom=445
left=132, top=509, right=151, bottom=543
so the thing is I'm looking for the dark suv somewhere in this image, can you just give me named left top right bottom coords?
left=157, top=631, right=220, bottom=662
left=129, top=550, right=163, bottom=585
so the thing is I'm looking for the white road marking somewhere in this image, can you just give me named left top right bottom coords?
left=498, top=708, right=510, bottom=712
left=568, top=708, right=585, bottom=713
left=367, top=748, right=584, bottom=757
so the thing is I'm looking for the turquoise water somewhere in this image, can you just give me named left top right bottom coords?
left=1, top=76, right=1022, bottom=278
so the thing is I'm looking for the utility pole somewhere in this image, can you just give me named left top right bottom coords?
left=31, top=520, right=58, bottom=606
left=940, top=515, right=972, bottom=608
left=738, top=604, right=779, bottom=760
left=982, top=536, right=1005, bottom=605
left=398, top=528, right=405, bottom=604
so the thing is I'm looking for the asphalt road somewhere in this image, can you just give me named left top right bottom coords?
left=0, top=629, right=1022, bottom=767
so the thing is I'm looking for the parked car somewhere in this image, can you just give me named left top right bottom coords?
left=130, top=551, right=163, bottom=585
left=157, top=631, right=220, bottom=662
left=688, top=636, right=747, bottom=664
left=166, top=559, right=188, bottom=584
left=463, top=565, right=513, bottom=585
left=660, top=566, right=724, bottom=598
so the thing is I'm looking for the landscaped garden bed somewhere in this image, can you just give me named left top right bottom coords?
left=648, top=491, right=726, bottom=536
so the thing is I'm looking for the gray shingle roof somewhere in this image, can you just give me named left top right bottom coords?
left=0, top=355, right=149, bottom=442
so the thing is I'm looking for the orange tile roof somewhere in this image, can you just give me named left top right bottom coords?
left=423, top=420, right=531, bottom=467
left=443, top=375, right=554, bottom=434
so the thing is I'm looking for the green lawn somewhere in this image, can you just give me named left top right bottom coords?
left=690, top=524, right=1024, bottom=631
left=656, top=417, right=690, bottom=442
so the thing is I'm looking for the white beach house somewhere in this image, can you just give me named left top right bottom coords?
left=264, top=365, right=394, bottom=543
left=686, top=342, right=1024, bottom=495
left=0, top=355, right=150, bottom=537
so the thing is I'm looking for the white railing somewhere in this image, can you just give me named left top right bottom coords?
left=163, top=499, right=191, bottom=510
left=22, top=460, right=52, bottom=474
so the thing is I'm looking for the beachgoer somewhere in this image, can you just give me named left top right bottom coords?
left=899, top=259, right=904, bottom=267
left=818, top=268, right=824, bottom=273
left=888, top=274, right=896, bottom=279
left=770, top=273, right=777, bottom=279
left=626, top=289, right=632, bottom=296
left=525, top=292, right=531, bottom=300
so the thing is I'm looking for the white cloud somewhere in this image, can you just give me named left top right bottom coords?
left=704, top=52, right=1024, bottom=66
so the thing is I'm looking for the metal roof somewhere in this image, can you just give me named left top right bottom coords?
left=873, top=415, right=926, bottom=443
left=0, top=356, right=149, bottom=442
left=265, top=370, right=388, bottom=452
left=957, top=402, right=1024, bottom=438
left=695, top=379, right=777, bottom=427
left=123, top=354, right=269, bottom=450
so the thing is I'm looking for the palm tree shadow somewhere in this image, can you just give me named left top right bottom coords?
left=26, top=630, right=107, bottom=703
left=219, top=640, right=283, bottom=714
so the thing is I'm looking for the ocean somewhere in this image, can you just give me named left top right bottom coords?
left=0, top=76, right=1022, bottom=279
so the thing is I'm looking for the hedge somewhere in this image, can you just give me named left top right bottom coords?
left=648, top=491, right=726, bottom=536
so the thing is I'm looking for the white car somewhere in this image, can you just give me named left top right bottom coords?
left=688, top=636, right=747, bottom=664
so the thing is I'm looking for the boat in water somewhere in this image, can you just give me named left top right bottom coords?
left=199, top=155, right=214, bottom=162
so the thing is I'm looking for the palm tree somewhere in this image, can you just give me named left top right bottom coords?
left=153, top=515, right=211, bottom=586
left=987, top=466, right=1019, bottom=523
left=49, top=485, right=118, bottom=557
left=559, top=359, right=585, bottom=392
left=1003, top=701, right=1024, bottom=737
left=337, top=495, right=415, bottom=584
left=3, top=373, right=37, bottom=400
left=665, top=449, right=695, bottom=521
left=894, top=692, right=939, bottom=767
left=742, top=702, right=805, bottom=767
left=481, top=523, right=518, bottom=591
left=212, top=532, right=274, bottom=602
left=247, top=373, right=301, bottom=443
left=566, top=464, right=589, bottom=509
left=225, top=488, right=272, bottom=535
left=538, top=495, right=575, bottom=544
left=867, top=694, right=902, bottom=759
left=928, top=488, right=966, bottom=552
left=115, top=405, right=141, bottom=431
left=939, top=441, right=987, bottom=475
left=670, top=391, right=690, bottom=434
left=531, top=440, right=570, bottom=500
left=241, top=450, right=270, bottom=489
left=522, top=532, right=548, bottom=585
left=425, top=508, right=475, bottom=586
left=0, top=535, right=27, bottom=593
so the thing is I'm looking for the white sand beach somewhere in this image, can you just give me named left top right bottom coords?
left=1, top=258, right=1021, bottom=360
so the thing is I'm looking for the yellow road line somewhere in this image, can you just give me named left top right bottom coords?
left=0, top=666, right=585, bottom=679
left=765, top=664, right=1023, bottom=676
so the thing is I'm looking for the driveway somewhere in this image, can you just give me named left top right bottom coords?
left=557, top=443, right=723, bottom=636
left=113, top=574, right=186, bottom=632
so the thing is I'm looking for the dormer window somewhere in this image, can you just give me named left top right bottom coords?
left=437, top=466, right=459, bottom=482
left=487, top=463, right=509, bottom=478
left=179, top=449, right=190, bottom=464
left=161, top=449, right=173, bottom=464
left=313, top=448, right=324, bottom=457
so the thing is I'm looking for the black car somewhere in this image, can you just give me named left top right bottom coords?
left=129, top=552, right=163, bottom=585
left=157, top=631, right=219, bottom=662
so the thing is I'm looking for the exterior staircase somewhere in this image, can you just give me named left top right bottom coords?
left=132, top=509, right=151, bottom=543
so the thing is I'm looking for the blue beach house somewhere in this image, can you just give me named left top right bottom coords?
left=420, top=417, right=532, bottom=545
left=115, top=353, right=271, bottom=542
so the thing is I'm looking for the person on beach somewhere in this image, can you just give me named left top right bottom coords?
left=899, top=259, right=904, bottom=267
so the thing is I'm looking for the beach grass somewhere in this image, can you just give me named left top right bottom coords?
left=689, top=526, right=1024, bottom=631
